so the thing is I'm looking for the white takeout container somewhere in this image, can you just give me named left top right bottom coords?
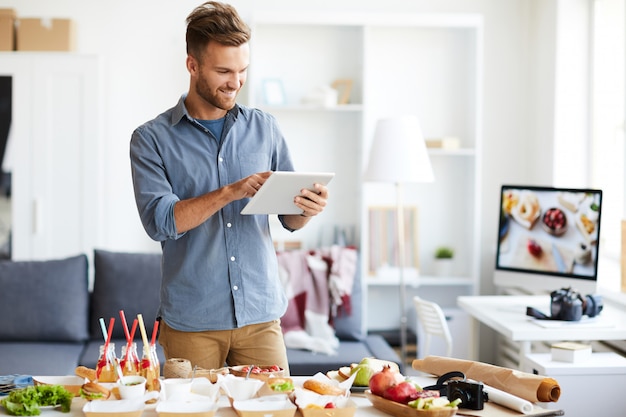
left=82, top=398, right=145, bottom=417
left=156, top=401, right=218, bottom=417
left=190, top=376, right=222, bottom=402
left=221, top=375, right=265, bottom=401
left=232, top=394, right=296, bottom=417
left=162, top=378, right=193, bottom=401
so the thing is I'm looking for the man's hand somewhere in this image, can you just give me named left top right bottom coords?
left=281, top=183, right=329, bottom=231
left=295, top=183, right=328, bottom=217
left=231, top=171, right=273, bottom=199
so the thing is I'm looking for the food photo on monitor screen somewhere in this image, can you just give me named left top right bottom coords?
left=494, top=185, right=602, bottom=295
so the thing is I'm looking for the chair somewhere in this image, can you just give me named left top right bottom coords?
left=413, top=296, right=453, bottom=358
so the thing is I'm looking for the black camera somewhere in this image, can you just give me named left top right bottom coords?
left=447, top=379, right=487, bottom=410
left=550, top=287, right=603, bottom=321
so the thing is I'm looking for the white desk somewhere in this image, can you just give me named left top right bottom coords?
left=457, top=295, right=626, bottom=368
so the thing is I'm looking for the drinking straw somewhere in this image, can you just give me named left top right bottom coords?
left=123, top=318, right=138, bottom=363
left=150, top=320, right=159, bottom=346
left=98, top=318, right=108, bottom=342
left=119, top=310, right=131, bottom=343
left=104, top=317, right=115, bottom=350
left=137, top=314, right=150, bottom=354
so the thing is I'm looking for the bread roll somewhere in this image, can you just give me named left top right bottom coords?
left=303, top=379, right=345, bottom=396
left=75, top=366, right=97, bottom=382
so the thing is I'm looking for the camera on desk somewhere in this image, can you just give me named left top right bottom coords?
left=550, top=287, right=603, bottom=321
left=447, top=379, right=487, bottom=410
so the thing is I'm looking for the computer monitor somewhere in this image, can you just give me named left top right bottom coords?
left=494, top=185, right=602, bottom=295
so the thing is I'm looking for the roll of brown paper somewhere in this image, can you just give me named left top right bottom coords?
left=412, top=356, right=560, bottom=403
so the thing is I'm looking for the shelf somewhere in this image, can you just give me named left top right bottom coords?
left=427, top=148, right=477, bottom=157
left=367, top=275, right=474, bottom=287
left=257, top=104, right=364, bottom=112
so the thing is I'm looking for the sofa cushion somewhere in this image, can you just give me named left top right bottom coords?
left=332, top=253, right=366, bottom=341
left=0, top=342, right=85, bottom=376
left=0, top=254, right=89, bottom=342
left=90, top=249, right=162, bottom=341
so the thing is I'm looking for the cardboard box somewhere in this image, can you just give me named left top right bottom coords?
left=550, top=341, right=592, bottom=363
left=0, top=9, right=16, bottom=51
left=425, top=137, right=461, bottom=150
left=16, top=17, right=75, bottom=51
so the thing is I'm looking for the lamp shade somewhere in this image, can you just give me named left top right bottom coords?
left=363, top=115, right=435, bottom=183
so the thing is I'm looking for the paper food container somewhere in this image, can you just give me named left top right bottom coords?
left=299, top=397, right=357, bottom=417
left=190, top=376, right=222, bottom=402
left=232, top=394, right=296, bottom=417
left=82, top=398, right=145, bottom=417
left=293, top=387, right=356, bottom=417
left=33, top=375, right=84, bottom=396
left=222, top=375, right=265, bottom=402
left=156, top=401, right=218, bottom=417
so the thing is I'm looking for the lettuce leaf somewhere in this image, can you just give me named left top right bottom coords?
left=0, top=385, right=73, bottom=416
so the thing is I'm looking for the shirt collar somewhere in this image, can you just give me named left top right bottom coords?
left=170, top=94, right=243, bottom=126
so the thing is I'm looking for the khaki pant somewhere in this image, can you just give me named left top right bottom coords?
left=159, top=319, right=290, bottom=375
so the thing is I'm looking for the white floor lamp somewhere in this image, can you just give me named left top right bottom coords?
left=363, top=115, right=434, bottom=369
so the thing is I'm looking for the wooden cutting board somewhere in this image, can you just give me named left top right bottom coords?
left=510, top=236, right=574, bottom=273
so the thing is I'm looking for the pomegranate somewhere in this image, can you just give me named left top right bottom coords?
left=368, top=365, right=401, bottom=396
left=383, top=381, right=419, bottom=404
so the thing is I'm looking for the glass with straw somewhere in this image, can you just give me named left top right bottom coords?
left=119, top=311, right=140, bottom=376
left=96, top=317, right=118, bottom=383
left=138, top=314, right=161, bottom=395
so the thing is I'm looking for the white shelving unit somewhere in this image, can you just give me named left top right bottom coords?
left=0, top=53, right=102, bottom=262
left=245, top=12, right=483, bottom=338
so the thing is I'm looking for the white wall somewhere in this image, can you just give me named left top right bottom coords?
left=1, top=0, right=552, bottom=360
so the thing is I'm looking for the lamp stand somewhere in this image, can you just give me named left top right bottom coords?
left=395, top=182, right=408, bottom=372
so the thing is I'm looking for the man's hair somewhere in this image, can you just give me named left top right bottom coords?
left=186, top=1, right=251, bottom=59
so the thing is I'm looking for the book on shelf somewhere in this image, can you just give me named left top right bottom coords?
left=550, top=342, right=592, bottom=363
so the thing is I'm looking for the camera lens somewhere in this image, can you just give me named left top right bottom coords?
left=583, top=294, right=603, bottom=317
left=449, top=389, right=470, bottom=405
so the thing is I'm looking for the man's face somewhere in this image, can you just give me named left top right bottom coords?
left=191, top=41, right=249, bottom=112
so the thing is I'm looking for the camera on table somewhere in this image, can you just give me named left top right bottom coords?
left=447, top=379, right=487, bottom=410
left=550, top=287, right=603, bottom=321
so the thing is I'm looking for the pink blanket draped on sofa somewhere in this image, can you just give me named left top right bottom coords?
left=277, top=245, right=357, bottom=355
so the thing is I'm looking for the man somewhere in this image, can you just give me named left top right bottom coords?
left=130, top=1, right=328, bottom=374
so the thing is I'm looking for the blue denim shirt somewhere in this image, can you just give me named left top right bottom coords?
left=130, top=95, right=292, bottom=331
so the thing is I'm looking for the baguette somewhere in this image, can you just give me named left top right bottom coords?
left=303, top=379, right=345, bottom=396
left=75, top=366, right=97, bottom=382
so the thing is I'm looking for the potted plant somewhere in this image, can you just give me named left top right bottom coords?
left=434, top=246, right=454, bottom=276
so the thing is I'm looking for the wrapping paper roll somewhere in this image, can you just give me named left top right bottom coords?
left=412, top=356, right=560, bottom=403
left=484, top=385, right=534, bottom=414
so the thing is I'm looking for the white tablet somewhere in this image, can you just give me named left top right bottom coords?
left=240, top=171, right=335, bottom=215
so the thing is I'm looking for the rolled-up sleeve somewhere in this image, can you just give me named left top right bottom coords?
left=130, top=125, right=183, bottom=241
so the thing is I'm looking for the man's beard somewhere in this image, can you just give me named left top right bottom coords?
left=196, top=77, right=237, bottom=111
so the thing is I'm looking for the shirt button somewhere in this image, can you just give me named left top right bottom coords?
left=227, top=223, right=232, bottom=228
left=230, top=256, right=235, bottom=261
left=233, top=285, right=239, bottom=291
left=219, top=157, right=224, bottom=162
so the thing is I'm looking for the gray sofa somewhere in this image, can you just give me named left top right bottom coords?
left=0, top=249, right=399, bottom=377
